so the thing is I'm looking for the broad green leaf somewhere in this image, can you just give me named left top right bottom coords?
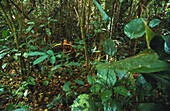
left=62, top=81, right=71, bottom=92
left=149, top=18, right=161, bottom=28
left=114, top=86, right=131, bottom=97
left=74, top=79, right=84, bottom=85
left=131, top=60, right=170, bottom=73
left=33, top=54, right=48, bottom=65
left=103, top=38, right=117, bottom=56
left=46, top=28, right=51, bottom=36
left=124, top=18, right=146, bottom=39
left=100, top=90, right=112, bottom=103
left=97, top=68, right=116, bottom=86
left=90, top=84, right=102, bottom=94
left=97, top=49, right=163, bottom=73
left=87, top=75, right=96, bottom=85
left=47, top=50, right=54, bottom=56
left=50, top=56, right=56, bottom=65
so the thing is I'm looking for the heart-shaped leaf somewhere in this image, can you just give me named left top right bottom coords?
left=124, top=18, right=146, bottom=39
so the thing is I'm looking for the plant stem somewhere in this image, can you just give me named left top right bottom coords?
left=80, top=1, right=88, bottom=66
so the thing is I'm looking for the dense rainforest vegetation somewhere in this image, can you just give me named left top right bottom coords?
left=0, top=0, right=170, bottom=111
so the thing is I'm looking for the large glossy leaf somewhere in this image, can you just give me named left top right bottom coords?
left=103, top=38, right=117, bottom=56
left=33, top=54, right=48, bottom=65
left=149, top=18, right=161, bottom=28
left=131, top=60, right=170, bottom=73
left=97, top=49, right=157, bottom=71
left=96, top=49, right=170, bottom=73
left=124, top=18, right=146, bottom=39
